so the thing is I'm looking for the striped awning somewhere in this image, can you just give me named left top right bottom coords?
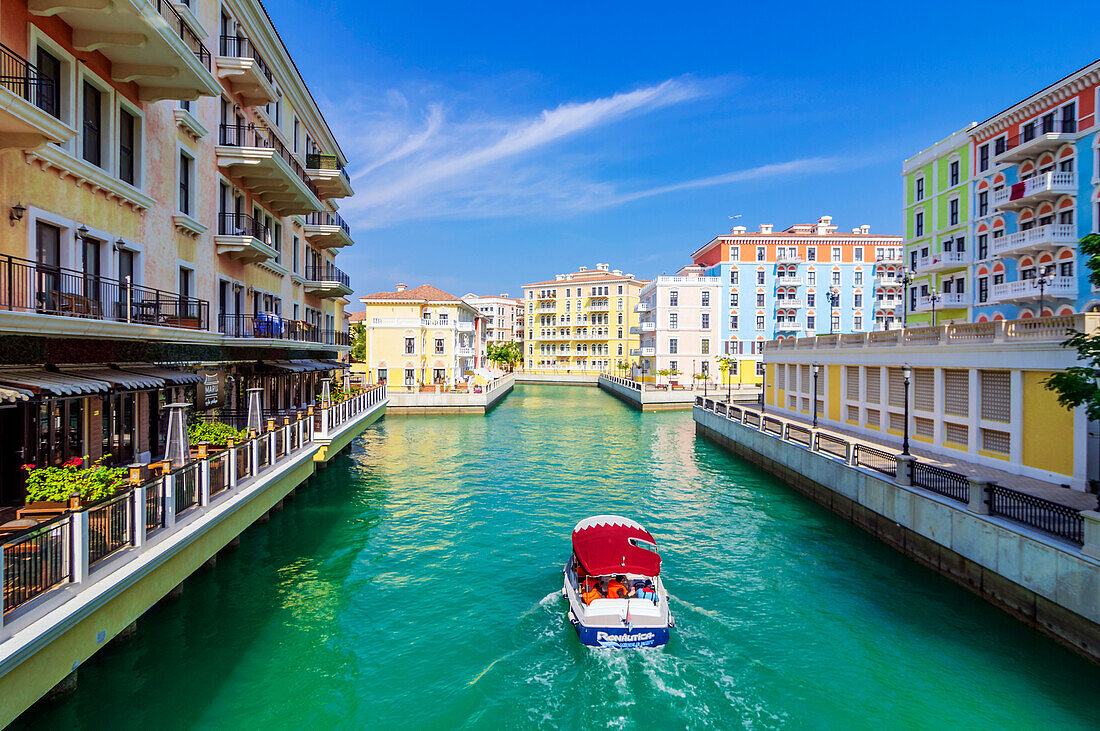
left=0, top=368, right=111, bottom=396
left=262, top=360, right=310, bottom=373
left=290, top=360, right=332, bottom=372
left=65, top=367, right=165, bottom=390
left=319, top=359, right=350, bottom=370
left=0, top=385, right=33, bottom=404
left=119, top=365, right=204, bottom=385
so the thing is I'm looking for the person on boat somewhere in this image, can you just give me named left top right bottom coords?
left=632, top=579, right=658, bottom=602
left=581, top=580, right=602, bottom=605
left=580, top=575, right=599, bottom=595
left=606, top=575, right=628, bottom=599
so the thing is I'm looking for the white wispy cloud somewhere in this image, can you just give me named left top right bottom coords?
left=323, top=77, right=843, bottom=229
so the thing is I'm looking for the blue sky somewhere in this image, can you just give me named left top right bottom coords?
left=264, top=0, right=1100, bottom=303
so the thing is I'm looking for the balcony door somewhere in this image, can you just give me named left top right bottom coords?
left=81, top=236, right=102, bottom=313
left=35, top=221, right=61, bottom=313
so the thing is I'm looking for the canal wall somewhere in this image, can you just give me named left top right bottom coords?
left=515, top=372, right=599, bottom=386
left=598, top=375, right=759, bottom=411
left=0, top=400, right=387, bottom=725
left=693, top=405, right=1100, bottom=663
left=386, top=374, right=515, bottom=415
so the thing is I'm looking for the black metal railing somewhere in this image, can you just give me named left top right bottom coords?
left=218, top=211, right=272, bottom=243
left=0, top=253, right=209, bottom=330
left=762, top=416, right=784, bottom=436
left=3, top=514, right=70, bottom=613
left=150, top=0, right=212, bottom=70
left=304, top=210, right=351, bottom=236
left=1003, top=119, right=1077, bottom=152
left=257, top=437, right=270, bottom=471
left=306, top=153, right=351, bottom=186
left=218, top=123, right=320, bottom=198
left=853, top=444, right=897, bottom=477
left=743, top=410, right=761, bottom=428
left=304, top=264, right=350, bottom=288
left=217, top=313, right=349, bottom=345
left=911, top=461, right=969, bottom=503
left=0, top=42, right=55, bottom=115
left=988, top=484, right=1084, bottom=545
left=174, top=463, right=199, bottom=514
left=785, top=422, right=812, bottom=448
left=145, top=477, right=164, bottom=535
left=87, top=492, right=132, bottom=565
left=236, top=439, right=252, bottom=481
left=814, top=432, right=849, bottom=461
left=218, top=35, right=272, bottom=81
left=209, top=450, right=230, bottom=496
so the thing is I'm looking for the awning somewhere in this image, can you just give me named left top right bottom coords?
left=119, top=365, right=204, bottom=386
left=0, top=385, right=33, bottom=404
left=0, top=368, right=111, bottom=396
left=572, top=515, right=662, bottom=577
left=261, top=360, right=310, bottom=373
left=290, top=360, right=332, bottom=372
left=319, top=359, right=349, bottom=370
left=65, top=367, right=165, bottom=390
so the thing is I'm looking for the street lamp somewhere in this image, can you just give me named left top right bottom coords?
left=1033, top=264, right=1055, bottom=318
left=899, top=267, right=913, bottom=329
left=928, top=287, right=942, bottom=327
left=812, top=363, right=820, bottom=427
left=901, top=364, right=912, bottom=456
left=828, top=289, right=840, bottom=334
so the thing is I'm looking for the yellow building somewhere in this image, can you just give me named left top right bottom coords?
left=356, top=284, right=486, bottom=390
left=522, top=264, right=646, bottom=374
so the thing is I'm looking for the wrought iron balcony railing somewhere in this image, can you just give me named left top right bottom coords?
left=304, top=264, right=351, bottom=288
left=218, top=35, right=273, bottom=82
left=0, top=42, right=56, bottom=116
left=149, top=0, right=213, bottom=71
left=218, top=123, right=321, bottom=199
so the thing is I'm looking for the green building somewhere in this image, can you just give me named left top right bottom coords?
left=901, top=123, right=976, bottom=325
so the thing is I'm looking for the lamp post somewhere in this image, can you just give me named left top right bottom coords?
left=929, top=287, right=942, bottom=327
left=901, top=364, right=912, bottom=456
left=828, top=289, right=840, bottom=334
left=812, top=363, right=820, bottom=428
left=1033, top=264, right=1055, bottom=317
left=900, top=268, right=913, bottom=329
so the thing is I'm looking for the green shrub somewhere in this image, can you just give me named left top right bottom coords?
left=188, top=421, right=246, bottom=447
left=23, top=456, right=128, bottom=503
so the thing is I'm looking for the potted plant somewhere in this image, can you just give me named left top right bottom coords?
left=188, top=422, right=247, bottom=454
left=22, top=456, right=129, bottom=512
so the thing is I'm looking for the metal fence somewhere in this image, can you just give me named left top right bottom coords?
left=274, top=427, right=286, bottom=459
left=743, top=410, right=761, bottom=428
left=257, top=436, right=270, bottom=472
left=3, top=514, right=70, bottom=612
left=175, top=463, right=199, bottom=514
left=87, top=491, right=133, bottom=565
left=209, top=450, right=230, bottom=496
left=988, top=484, right=1084, bottom=545
left=814, top=432, right=850, bottom=461
left=852, top=444, right=898, bottom=477
left=911, top=461, right=969, bottom=503
left=762, top=416, right=784, bottom=436
left=236, top=440, right=252, bottom=482
left=145, top=477, right=164, bottom=535
left=785, top=423, right=812, bottom=448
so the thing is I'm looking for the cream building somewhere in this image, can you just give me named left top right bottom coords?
left=522, top=264, right=646, bottom=373
left=358, top=284, right=485, bottom=390
left=463, top=294, right=522, bottom=342
left=635, top=266, right=724, bottom=385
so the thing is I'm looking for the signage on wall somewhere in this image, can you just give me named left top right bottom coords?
left=197, top=370, right=222, bottom=409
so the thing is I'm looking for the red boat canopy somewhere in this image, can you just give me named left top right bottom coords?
left=571, top=515, right=661, bottom=577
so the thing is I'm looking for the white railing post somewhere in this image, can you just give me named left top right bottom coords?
left=268, top=429, right=276, bottom=465
left=321, top=406, right=330, bottom=436
left=250, top=439, right=259, bottom=476
left=163, top=473, right=176, bottom=529
left=132, top=484, right=146, bottom=549
left=228, top=444, right=238, bottom=489
left=71, top=510, right=89, bottom=584
left=199, top=458, right=210, bottom=507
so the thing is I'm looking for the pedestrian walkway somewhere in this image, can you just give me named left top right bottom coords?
left=720, top=400, right=1097, bottom=512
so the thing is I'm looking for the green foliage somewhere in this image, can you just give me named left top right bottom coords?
left=486, top=341, right=522, bottom=369
left=23, top=455, right=128, bottom=503
left=717, top=356, right=734, bottom=374
left=350, top=322, right=367, bottom=362
left=1043, top=234, right=1100, bottom=422
left=188, top=421, right=246, bottom=447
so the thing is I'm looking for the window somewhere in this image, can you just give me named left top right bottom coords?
left=854, top=270, right=863, bottom=286
left=730, top=293, right=739, bottom=307
left=701, top=313, right=710, bottom=329
left=729, top=246, right=739, bottom=261
left=669, top=312, right=678, bottom=329
left=178, top=151, right=193, bottom=215
left=978, top=277, right=988, bottom=303
left=36, top=47, right=62, bottom=118
left=404, top=337, right=415, bottom=355
left=1059, top=210, right=1074, bottom=225
left=915, top=177, right=925, bottom=200
left=831, top=313, right=840, bottom=331
left=977, top=234, right=988, bottom=260
left=435, top=338, right=444, bottom=355
left=178, top=266, right=192, bottom=300
left=978, top=191, right=988, bottom=217
left=669, top=339, right=678, bottom=354
left=756, top=270, right=765, bottom=284
left=701, top=290, right=710, bottom=307
left=807, top=247, right=816, bottom=262
left=82, top=80, right=103, bottom=167
left=949, top=160, right=959, bottom=186
left=756, top=293, right=764, bottom=307
left=755, top=315, right=764, bottom=330
left=756, top=246, right=766, bottom=261
left=807, top=271, right=816, bottom=286
left=1060, top=261, right=1073, bottom=277
left=949, top=198, right=959, bottom=226
left=854, top=315, right=862, bottom=330
left=994, top=136, right=1006, bottom=156
left=978, top=144, right=989, bottom=172
left=831, top=271, right=840, bottom=286
left=669, top=290, right=678, bottom=306
left=292, top=235, right=300, bottom=273
left=756, top=361, right=765, bottom=377
left=118, top=248, right=135, bottom=284
left=730, top=269, right=739, bottom=285
left=831, top=247, right=841, bottom=262
left=915, top=211, right=924, bottom=237
left=807, top=293, right=815, bottom=307
left=617, top=285, right=623, bottom=295
left=119, top=109, right=136, bottom=185
left=404, top=369, right=415, bottom=386
left=955, top=236, right=965, bottom=253
left=807, top=314, right=815, bottom=330
left=854, top=293, right=863, bottom=308
left=854, top=248, right=863, bottom=262
left=701, top=339, right=710, bottom=355
left=730, top=314, right=738, bottom=329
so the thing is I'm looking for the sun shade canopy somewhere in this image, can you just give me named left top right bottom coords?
left=571, top=515, right=661, bottom=577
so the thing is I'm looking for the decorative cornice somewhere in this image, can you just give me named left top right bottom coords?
left=173, top=108, right=207, bottom=142
left=172, top=213, right=207, bottom=238
left=24, top=145, right=154, bottom=212
left=972, top=67, right=1100, bottom=139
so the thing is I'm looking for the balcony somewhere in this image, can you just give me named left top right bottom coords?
left=875, top=274, right=902, bottom=287
left=875, top=253, right=903, bottom=264
left=774, top=322, right=803, bottom=333
left=215, top=213, right=276, bottom=263
left=219, top=314, right=349, bottom=347
left=0, top=253, right=208, bottom=331
left=775, top=276, right=803, bottom=287
left=29, top=0, right=220, bottom=102
left=991, top=276, right=1076, bottom=304
left=991, top=223, right=1078, bottom=259
left=216, top=124, right=324, bottom=215
left=0, top=43, right=76, bottom=149
left=992, top=171, right=1076, bottom=212
left=994, top=120, right=1077, bottom=164
left=303, top=264, right=353, bottom=298
left=630, top=347, right=656, bottom=357
left=914, top=292, right=969, bottom=311
left=306, top=153, right=353, bottom=199
left=216, top=35, right=277, bottom=107
left=302, top=211, right=353, bottom=249
left=537, top=293, right=557, bottom=300
left=456, top=321, right=475, bottom=332
left=536, top=303, right=557, bottom=312
left=915, top=250, right=970, bottom=273
left=635, top=302, right=651, bottom=312
left=776, top=253, right=802, bottom=264
left=587, top=302, right=610, bottom=312
left=456, top=346, right=475, bottom=357
left=776, top=299, right=803, bottom=309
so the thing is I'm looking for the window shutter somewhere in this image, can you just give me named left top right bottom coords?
left=943, top=370, right=968, bottom=417
left=979, top=370, right=1010, bottom=422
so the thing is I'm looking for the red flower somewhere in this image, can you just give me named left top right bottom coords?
left=21, top=463, right=35, bottom=471
left=63, top=457, right=82, bottom=467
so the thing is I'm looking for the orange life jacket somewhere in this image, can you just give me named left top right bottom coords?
left=582, top=588, right=602, bottom=605
left=607, top=581, right=627, bottom=599
left=581, top=577, right=599, bottom=593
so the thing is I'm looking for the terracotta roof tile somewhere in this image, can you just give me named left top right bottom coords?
left=359, top=284, right=466, bottom=303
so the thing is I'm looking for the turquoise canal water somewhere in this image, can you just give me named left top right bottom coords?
left=15, top=385, right=1100, bottom=729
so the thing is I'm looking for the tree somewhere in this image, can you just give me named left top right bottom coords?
left=1044, top=233, right=1100, bottom=422
left=486, top=341, right=522, bottom=372
left=350, top=322, right=366, bottom=362
left=655, top=368, right=670, bottom=386
left=717, top=355, right=734, bottom=384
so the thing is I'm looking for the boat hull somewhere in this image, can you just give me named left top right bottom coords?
left=567, top=610, right=670, bottom=648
